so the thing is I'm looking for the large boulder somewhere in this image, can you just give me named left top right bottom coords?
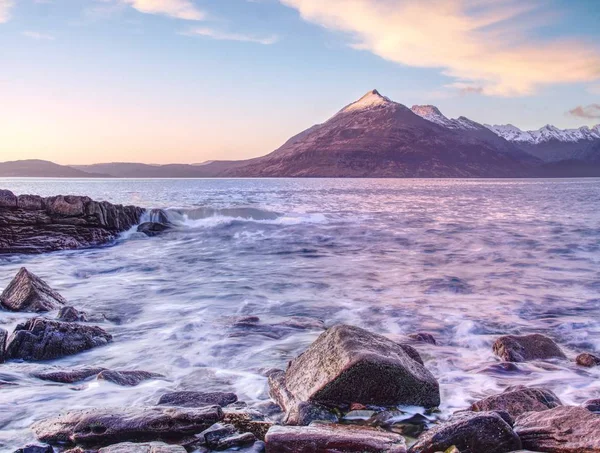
left=492, top=334, right=566, bottom=362
left=32, top=406, right=223, bottom=447
left=469, top=386, right=562, bottom=418
left=265, top=424, right=407, bottom=453
left=270, top=325, right=440, bottom=416
left=5, top=318, right=112, bottom=361
left=98, top=442, right=186, bottom=453
left=514, top=406, right=600, bottom=452
left=408, top=411, right=521, bottom=453
left=0, top=268, right=66, bottom=312
left=158, top=391, right=238, bottom=407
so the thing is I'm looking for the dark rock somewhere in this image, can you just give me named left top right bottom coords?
left=12, top=445, right=54, bottom=453
left=147, top=209, right=170, bottom=225
left=0, top=192, right=145, bottom=254
left=223, top=410, right=273, bottom=441
left=202, top=424, right=239, bottom=448
left=33, top=367, right=106, bottom=383
left=214, top=432, right=256, bottom=450
left=398, top=343, right=424, bottom=365
left=272, top=325, right=440, bottom=412
left=409, top=411, right=521, bottom=453
left=0, top=327, right=7, bottom=363
left=0, top=268, right=66, bottom=312
left=98, top=442, right=186, bottom=452
left=277, top=316, right=326, bottom=330
left=407, top=332, right=437, bottom=345
left=492, top=334, right=566, bottom=362
left=137, top=222, right=171, bottom=237
left=158, top=391, right=238, bottom=407
left=232, top=316, right=261, bottom=327
left=97, top=370, right=165, bottom=387
left=58, top=306, right=88, bottom=322
left=32, top=405, right=223, bottom=447
left=5, top=318, right=112, bottom=361
left=576, top=352, right=600, bottom=367
left=264, top=424, right=407, bottom=452
left=515, top=406, right=600, bottom=452
left=469, top=386, right=562, bottom=418
left=583, top=399, right=600, bottom=413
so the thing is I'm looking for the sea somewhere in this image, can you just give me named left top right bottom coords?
left=0, top=178, right=599, bottom=450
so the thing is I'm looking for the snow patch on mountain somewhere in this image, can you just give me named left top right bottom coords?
left=411, top=105, right=480, bottom=130
left=340, top=89, right=395, bottom=114
left=485, top=123, right=600, bottom=144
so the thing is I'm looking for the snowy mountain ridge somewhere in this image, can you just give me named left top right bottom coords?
left=484, top=123, right=600, bottom=144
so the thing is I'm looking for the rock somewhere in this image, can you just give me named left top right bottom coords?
left=0, top=192, right=145, bottom=254
left=492, top=334, right=566, bottom=362
left=409, top=411, right=521, bottom=453
left=57, top=306, right=88, bottom=322
left=32, top=405, right=223, bottom=447
left=97, top=370, right=165, bottom=387
left=408, top=332, right=437, bottom=345
left=13, top=445, right=54, bottom=453
left=98, top=442, right=186, bottom=453
left=583, top=399, right=600, bottom=412
left=5, top=318, right=112, bottom=361
left=199, top=423, right=256, bottom=450
left=469, top=386, right=562, bottom=418
left=137, top=222, right=171, bottom=237
left=0, top=268, right=67, bottom=312
left=277, top=316, right=326, bottom=330
left=223, top=409, right=273, bottom=441
left=0, top=327, right=7, bottom=363
left=158, top=391, right=238, bottom=407
left=576, top=352, right=600, bottom=367
left=33, top=367, right=106, bottom=383
left=272, top=325, right=440, bottom=412
left=265, top=424, right=407, bottom=452
left=515, top=406, right=600, bottom=452
left=214, top=433, right=256, bottom=450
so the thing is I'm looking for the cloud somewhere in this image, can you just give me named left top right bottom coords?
left=280, top=0, right=600, bottom=96
left=183, top=27, right=278, bottom=45
left=22, top=31, right=55, bottom=40
left=124, top=0, right=205, bottom=20
left=0, top=0, right=14, bottom=23
left=568, top=104, right=600, bottom=119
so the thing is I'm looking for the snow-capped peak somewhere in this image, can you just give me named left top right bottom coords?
left=411, top=105, right=480, bottom=130
left=485, top=123, right=600, bottom=144
left=340, top=89, right=395, bottom=114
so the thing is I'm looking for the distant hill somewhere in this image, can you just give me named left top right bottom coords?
left=0, top=159, right=109, bottom=178
left=72, top=161, right=245, bottom=178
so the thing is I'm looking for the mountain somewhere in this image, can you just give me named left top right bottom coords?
left=0, top=159, right=109, bottom=178
left=72, top=161, right=244, bottom=178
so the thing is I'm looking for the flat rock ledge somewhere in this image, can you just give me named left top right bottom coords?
left=98, top=442, right=186, bottom=452
left=0, top=190, right=145, bottom=254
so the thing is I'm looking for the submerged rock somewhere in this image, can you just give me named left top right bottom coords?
left=409, top=411, right=521, bottom=453
left=158, top=391, right=238, bottom=408
left=5, top=318, right=112, bottom=361
left=514, top=406, right=600, bottom=452
left=469, top=386, right=562, bottom=418
left=12, top=445, right=54, bottom=453
left=0, top=268, right=66, bottom=312
left=33, top=367, right=106, bottom=383
left=492, top=334, right=566, bottom=362
left=575, top=352, right=600, bottom=368
left=271, top=325, right=440, bottom=413
left=137, top=222, right=171, bottom=237
left=407, top=332, right=437, bottom=345
left=97, top=370, right=165, bottom=387
left=98, top=442, right=186, bottom=453
left=57, top=306, right=88, bottom=322
left=0, top=327, right=7, bottom=363
left=265, top=424, right=407, bottom=453
left=32, top=405, right=223, bottom=447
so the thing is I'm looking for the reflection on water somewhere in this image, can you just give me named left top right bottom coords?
left=0, top=178, right=599, bottom=449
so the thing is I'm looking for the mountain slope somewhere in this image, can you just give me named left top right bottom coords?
left=0, top=160, right=109, bottom=178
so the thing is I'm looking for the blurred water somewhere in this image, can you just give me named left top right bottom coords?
left=0, top=178, right=599, bottom=450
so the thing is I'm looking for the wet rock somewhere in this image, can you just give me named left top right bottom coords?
left=271, top=325, right=440, bottom=412
left=199, top=423, right=257, bottom=450
left=583, top=399, right=600, bottom=413
left=32, top=405, right=223, bottom=447
left=97, top=370, right=165, bottom=387
left=0, top=268, right=66, bottom=312
left=229, top=316, right=325, bottom=340
left=5, top=318, right=112, bottom=361
left=514, top=406, right=600, bottom=452
left=575, top=352, right=600, bottom=367
left=277, top=316, right=326, bottom=330
left=158, top=391, right=238, bottom=408
left=223, top=409, right=273, bottom=441
left=265, top=424, right=407, bottom=452
left=492, top=334, right=566, bottom=362
left=407, top=332, right=437, bottom=345
left=137, top=222, right=171, bottom=237
left=0, top=191, right=145, bottom=254
left=232, top=316, right=261, bottom=327
left=13, top=445, right=54, bottom=453
left=33, top=367, right=106, bottom=383
left=409, top=411, right=521, bottom=453
left=398, top=343, right=424, bottom=365
left=98, top=442, right=186, bottom=452
left=214, top=433, right=256, bottom=450
left=0, top=327, right=7, bottom=363
left=469, top=386, right=562, bottom=418
left=58, top=306, right=88, bottom=322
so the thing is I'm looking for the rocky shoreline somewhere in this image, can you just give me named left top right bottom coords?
left=1, top=268, right=599, bottom=453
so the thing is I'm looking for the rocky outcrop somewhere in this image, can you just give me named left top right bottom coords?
left=409, top=411, right=521, bottom=453
left=269, top=324, right=440, bottom=420
left=158, top=391, right=238, bottom=408
left=514, top=406, right=600, bottom=452
left=97, top=370, right=165, bottom=386
left=576, top=352, right=600, bottom=367
left=469, top=386, right=562, bottom=418
left=0, top=268, right=66, bottom=312
left=0, top=190, right=145, bottom=254
left=32, top=406, right=223, bottom=447
left=5, top=318, right=112, bottom=361
left=98, top=442, right=186, bottom=453
left=33, top=367, right=106, bottom=383
left=492, top=334, right=566, bottom=362
left=264, top=424, right=407, bottom=453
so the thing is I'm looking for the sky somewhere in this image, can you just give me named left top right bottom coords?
left=0, top=0, right=599, bottom=165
